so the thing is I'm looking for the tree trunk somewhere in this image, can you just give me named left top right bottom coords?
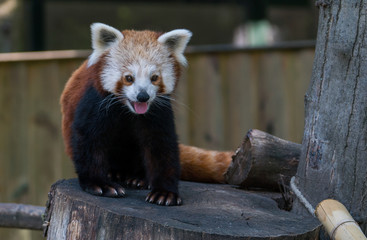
left=44, top=179, right=320, bottom=240
left=294, top=0, right=367, bottom=232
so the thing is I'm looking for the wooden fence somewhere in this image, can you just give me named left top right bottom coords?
left=0, top=44, right=314, bottom=239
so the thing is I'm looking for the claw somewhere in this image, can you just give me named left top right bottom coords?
left=126, top=178, right=148, bottom=189
left=85, top=186, right=103, bottom=196
left=104, top=186, right=119, bottom=197
left=132, top=179, right=138, bottom=186
left=176, top=197, right=183, bottom=206
left=145, top=191, right=182, bottom=206
left=83, top=183, right=125, bottom=198
left=157, top=195, right=166, bottom=205
left=116, top=187, right=126, bottom=197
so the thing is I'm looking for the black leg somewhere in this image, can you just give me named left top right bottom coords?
left=138, top=100, right=182, bottom=206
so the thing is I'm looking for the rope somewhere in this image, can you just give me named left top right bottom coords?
left=290, top=176, right=315, bottom=217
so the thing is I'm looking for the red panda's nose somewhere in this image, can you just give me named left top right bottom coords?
left=137, top=90, right=150, bottom=102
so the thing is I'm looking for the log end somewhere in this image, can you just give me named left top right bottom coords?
left=225, top=129, right=301, bottom=191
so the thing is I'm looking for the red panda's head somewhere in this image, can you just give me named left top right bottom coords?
left=87, top=23, right=192, bottom=114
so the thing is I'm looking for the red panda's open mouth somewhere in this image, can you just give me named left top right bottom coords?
left=129, top=101, right=149, bottom=114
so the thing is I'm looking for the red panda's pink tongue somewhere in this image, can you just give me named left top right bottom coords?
left=134, top=102, right=148, bottom=114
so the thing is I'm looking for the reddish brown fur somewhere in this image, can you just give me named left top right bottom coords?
left=122, top=30, right=161, bottom=44
left=152, top=75, right=165, bottom=94
left=61, top=57, right=107, bottom=158
left=172, top=57, right=182, bottom=87
left=179, top=144, right=234, bottom=183
left=114, top=79, right=124, bottom=94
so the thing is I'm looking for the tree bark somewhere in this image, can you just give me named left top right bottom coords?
left=294, top=0, right=367, bottom=233
left=44, top=179, right=320, bottom=240
left=225, top=129, right=301, bottom=191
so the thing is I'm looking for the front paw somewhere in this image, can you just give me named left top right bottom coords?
left=125, top=178, right=150, bottom=189
left=82, top=182, right=125, bottom=198
left=145, top=191, right=182, bottom=206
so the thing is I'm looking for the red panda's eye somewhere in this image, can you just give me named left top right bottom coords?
left=151, top=75, right=159, bottom=82
left=125, top=75, right=134, bottom=83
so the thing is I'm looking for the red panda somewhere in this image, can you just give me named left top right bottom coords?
left=61, top=23, right=233, bottom=206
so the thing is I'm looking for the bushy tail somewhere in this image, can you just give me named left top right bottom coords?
left=179, top=144, right=234, bottom=183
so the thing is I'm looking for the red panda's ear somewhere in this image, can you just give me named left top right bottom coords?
left=88, top=23, right=124, bottom=67
left=158, top=29, right=192, bottom=66
left=91, top=23, right=124, bottom=51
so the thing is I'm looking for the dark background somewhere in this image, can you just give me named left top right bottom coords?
left=0, top=0, right=318, bottom=52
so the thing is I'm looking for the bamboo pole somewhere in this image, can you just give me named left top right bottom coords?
left=315, top=199, right=367, bottom=240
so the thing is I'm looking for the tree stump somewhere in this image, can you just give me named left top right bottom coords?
left=44, top=179, right=320, bottom=240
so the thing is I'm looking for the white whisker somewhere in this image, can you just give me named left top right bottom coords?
left=98, top=93, right=128, bottom=114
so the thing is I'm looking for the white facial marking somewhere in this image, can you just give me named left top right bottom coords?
left=100, top=43, right=177, bottom=97
left=124, top=62, right=158, bottom=102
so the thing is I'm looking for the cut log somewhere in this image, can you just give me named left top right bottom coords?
left=0, top=203, right=44, bottom=230
left=225, top=129, right=301, bottom=191
left=44, top=179, right=319, bottom=240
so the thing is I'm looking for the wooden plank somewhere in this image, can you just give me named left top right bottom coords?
left=185, top=54, right=226, bottom=150
left=220, top=52, right=258, bottom=149
left=0, top=42, right=315, bottom=62
left=284, top=49, right=314, bottom=143
left=258, top=51, right=287, bottom=140
left=173, top=61, right=190, bottom=145
left=25, top=60, right=72, bottom=205
left=0, top=63, right=11, bottom=201
left=0, top=62, right=35, bottom=240
left=5, top=62, right=30, bottom=203
left=0, top=50, right=90, bottom=62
